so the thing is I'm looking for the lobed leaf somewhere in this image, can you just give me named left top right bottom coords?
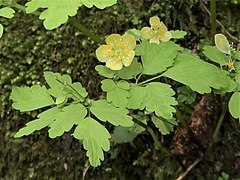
left=11, top=85, right=54, bottom=111
left=80, top=0, right=117, bottom=9
left=25, top=0, right=83, bottom=30
left=162, top=54, right=232, bottom=94
left=101, top=79, right=130, bottom=108
left=140, top=40, right=182, bottom=75
left=143, top=82, right=178, bottom=119
left=48, top=103, right=87, bottom=138
left=0, top=7, right=15, bottom=18
left=203, top=45, right=228, bottom=67
left=95, top=65, right=115, bottom=78
left=127, top=84, right=146, bottom=110
left=111, top=126, right=138, bottom=143
left=151, top=116, right=177, bottom=135
left=14, top=107, right=61, bottom=138
left=73, top=117, right=110, bottom=167
left=90, top=100, right=133, bottom=127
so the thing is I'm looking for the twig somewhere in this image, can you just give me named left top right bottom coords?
left=200, top=0, right=240, bottom=44
left=176, top=156, right=203, bottom=180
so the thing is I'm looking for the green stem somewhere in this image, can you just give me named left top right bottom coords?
left=10, top=3, right=104, bottom=45
left=138, top=74, right=162, bottom=85
left=210, top=0, right=216, bottom=44
left=175, top=107, right=191, bottom=132
left=132, top=118, right=171, bottom=155
left=208, top=96, right=229, bottom=148
left=69, top=17, right=105, bottom=45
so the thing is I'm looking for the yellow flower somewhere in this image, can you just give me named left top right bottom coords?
left=96, top=34, right=136, bottom=70
left=140, top=16, right=171, bottom=44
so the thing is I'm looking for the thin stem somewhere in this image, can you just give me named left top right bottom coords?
left=10, top=3, right=104, bottom=45
left=175, top=107, right=191, bottom=132
left=132, top=118, right=171, bottom=155
left=69, top=17, right=105, bottom=45
left=210, top=0, right=216, bottom=44
left=208, top=95, right=229, bottom=149
left=138, top=74, right=162, bottom=85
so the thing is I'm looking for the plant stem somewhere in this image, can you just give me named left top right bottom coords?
left=69, top=17, right=105, bottom=45
left=208, top=96, right=229, bottom=149
left=10, top=3, right=105, bottom=45
left=132, top=118, right=171, bottom=155
left=175, top=107, right=191, bottom=132
left=210, top=0, right=216, bottom=44
left=138, top=74, right=162, bottom=85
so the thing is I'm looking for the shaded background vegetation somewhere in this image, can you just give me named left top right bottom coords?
left=1, top=0, right=240, bottom=179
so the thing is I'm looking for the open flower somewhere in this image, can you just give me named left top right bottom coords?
left=140, top=16, right=171, bottom=44
left=96, top=34, right=136, bottom=70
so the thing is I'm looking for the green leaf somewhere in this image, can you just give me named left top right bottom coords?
left=14, top=107, right=61, bottom=138
left=48, top=103, right=87, bottom=138
left=116, top=59, right=143, bottom=79
left=169, top=30, right=187, bottom=39
left=203, top=45, right=228, bottom=67
left=127, top=84, right=146, bottom=110
left=126, top=28, right=141, bottom=41
left=25, top=0, right=83, bottom=30
left=143, top=82, right=178, bottom=119
left=90, top=100, right=133, bottom=127
left=73, top=117, right=110, bottom=167
left=44, top=71, right=87, bottom=101
left=215, top=34, right=230, bottom=54
left=0, top=7, right=15, bottom=18
left=140, top=40, right=182, bottom=75
left=0, top=24, right=3, bottom=38
left=235, top=51, right=240, bottom=61
left=229, top=91, right=240, bottom=120
left=11, top=85, right=54, bottom=111
left=95, top=65, right=115, bottom=78
left=80, top=0, right=117, bottom=9
left=111, top=126, right=138, bottom=143
left=101, top=80, right=130, bottom=108
left=162, top=54, right=231, bottom=94
left=151, top=116, right=177, bottom=135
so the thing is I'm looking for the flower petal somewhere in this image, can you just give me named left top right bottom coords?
left=106, top=34, right=122, bottom=48
left=96, top=45, right=113, bottom=62
left=122, top=51, right=135, bottom=67
left=140, top=27, right=153, bottom=39
left=106, top=59, right=123, bottom=70
left=149, top=16, right=161, bottom=29
left=161, top=31, right=172, bottom=42
left=149, top=36, right=160, bottom=44
left=122, top=34, right=136, bottom=50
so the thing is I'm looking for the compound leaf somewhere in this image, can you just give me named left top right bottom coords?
left=203, top=45, right=228, bottom=67
left=81, top=0, right=117, bottom=9
left=0, top=7, right=15, bottom=18
left=48, top=103, right=87, bottom=138
left=162, top=54, right=231, bottom=94
left=11, top=85, right=54, bottom=111
left=229, top=91, right=240, bottom=121
left=25, top=0, right=83, bottom=30
left=90, top=100, right=133, bottom=127
left=14, top=107, right=60, bottom=138
left=140, top=40, right=182, bottom=75
left=73, top=117, right=110, bottom=167
left=143, top=82, right=177, bottom=119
